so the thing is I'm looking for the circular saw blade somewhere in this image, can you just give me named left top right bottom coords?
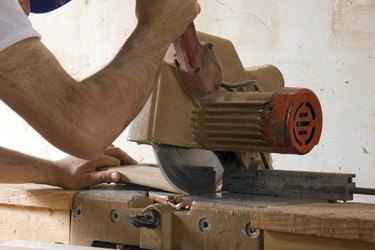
left=153, top=144, right=240, bottom=194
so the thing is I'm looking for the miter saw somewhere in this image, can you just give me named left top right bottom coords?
left=67, top=23, right=375, bottom=250
left=127, top=23, right=323, bottom=195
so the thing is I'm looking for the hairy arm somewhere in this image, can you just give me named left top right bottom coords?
left=0, top=27, right=166, bottom=160
left=0, top=27, right=164, bottom=159
left=0, top=146, right=137, bottom=189
left=0, top=147, right=54, bottom=185
left=0, top=1, right=199, bottom=160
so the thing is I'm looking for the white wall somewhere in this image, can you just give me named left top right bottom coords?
left=1, top=0, right=374, bottom=202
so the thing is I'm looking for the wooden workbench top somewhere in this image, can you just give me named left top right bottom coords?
left=1, top=184, right=375, bottom=244
left=0, top=184, right=77, bottom=210
left=250, top=202, right=375, bottom=243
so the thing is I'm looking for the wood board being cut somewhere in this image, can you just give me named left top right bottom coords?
left=106, top=165, right=178, bottom=193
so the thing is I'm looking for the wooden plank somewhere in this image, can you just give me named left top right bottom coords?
left=264, top=231, right=375, bottom=250
left=250, top=202, right=375, bottom=243
left=108, top=165, right=178, bottom=193
left=0, top=247, right=112, bottom=250
left=0, top=205, right=70, bottom=244
left=0, top=245, right=95, bottom=250
left=1, top=241, right=109, bottom=250
left=0, top=247, right=45, bottom=250
left=0, top=184, right=76, bottom=210
left=0, top=246, right=90, bottom=250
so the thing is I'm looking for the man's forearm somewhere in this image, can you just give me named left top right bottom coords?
left=0, top=27, right=168, bottom=160
left=79, top=25, right=170, bottom=151
left=0, top=146, right=134, bottom=189
left=59, top=26, right=170, bottom=158
left=0, top=1, right=199, bottom=160
left=0, top=147, right=55, bottom=185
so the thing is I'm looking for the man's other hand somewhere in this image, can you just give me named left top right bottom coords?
left=52, top=146, right=137, bottom=190
left=135, top=0, right=200, bottom=44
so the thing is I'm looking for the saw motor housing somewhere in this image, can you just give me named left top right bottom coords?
left=128, top=32, right=322, bottom=165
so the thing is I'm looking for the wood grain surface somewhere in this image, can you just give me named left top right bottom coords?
left=0, top=184, right=76, bottom=210
left=250, top=202, right=375, bottom=243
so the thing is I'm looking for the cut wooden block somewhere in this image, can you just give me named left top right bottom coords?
left=107, top=165, right=178, bottom=193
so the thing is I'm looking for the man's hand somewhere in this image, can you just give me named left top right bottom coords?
left=136, top=0, right=200, bottom=44
left=52, top=146, right=137, bottom=190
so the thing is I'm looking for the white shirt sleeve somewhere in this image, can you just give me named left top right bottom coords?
left=0, top=0, right=41, bottom=52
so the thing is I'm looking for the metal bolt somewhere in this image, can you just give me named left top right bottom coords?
left=73, top=208, right=82, bottom=218
left=198, top=217, right=212, bottom=233
left=244, top=223, right=260, bottom=239
left=110, top=209, right=120, bottom=223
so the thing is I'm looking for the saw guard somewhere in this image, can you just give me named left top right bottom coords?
left=153, top=144, right=241, bottom=194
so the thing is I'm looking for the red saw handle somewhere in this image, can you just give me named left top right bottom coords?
left=173, top=23, right=222, bottom=95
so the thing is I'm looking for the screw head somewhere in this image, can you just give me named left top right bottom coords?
left=198, top=217, right=212, bottom=233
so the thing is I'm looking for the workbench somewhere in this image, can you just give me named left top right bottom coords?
left=0, top=184, right=374, bottom=250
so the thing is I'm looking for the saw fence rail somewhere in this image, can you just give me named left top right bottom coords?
left=222, top=169, right=375, bottom=201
